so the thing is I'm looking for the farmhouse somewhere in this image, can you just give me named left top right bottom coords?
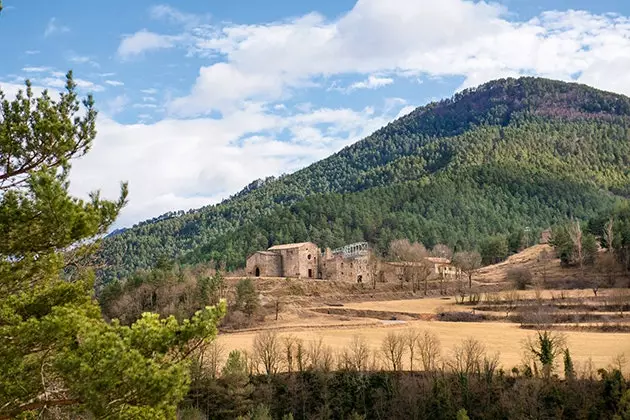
left=245, top=241, right=371, bottom=282
left=379, top=258, right=461, bottom=283
left=246, top=242, right=320, bottom=279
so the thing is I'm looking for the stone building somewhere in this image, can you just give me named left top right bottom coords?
left=379, top=258, right=460, bottom=283
left=246, top=242, right=320, bottom=279
left=426, top=257, right=460, bottom=278
left=320, top=250, right=370, bottom=284
left=245, top=241, right=370, bottom=282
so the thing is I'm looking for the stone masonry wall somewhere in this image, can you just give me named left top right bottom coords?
left=245, top=252, right=282, bottom=277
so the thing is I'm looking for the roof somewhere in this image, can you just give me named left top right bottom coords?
left=247, top=251, right=281, bottom=259
left=267, top=242, right=315, bottom=251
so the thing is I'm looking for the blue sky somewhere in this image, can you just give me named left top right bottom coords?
left=1, top=0, right=630, bottom=227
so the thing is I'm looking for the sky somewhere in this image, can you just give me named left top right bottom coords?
left=1, top=0, right=630, bottom=228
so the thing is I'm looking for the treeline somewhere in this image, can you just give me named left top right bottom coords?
left=183, top=163, right=617, bottom=270
left=99, top=77, right=630, bottom=281
left=181, top=329, right=630, bottom=419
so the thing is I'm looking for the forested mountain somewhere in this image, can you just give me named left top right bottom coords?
left=100, top=77, right=630, bottom=280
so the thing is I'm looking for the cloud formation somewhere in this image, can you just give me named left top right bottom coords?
left=64, top=0, right=630, bottom=226
left=44, top=17, right=70, bottom=37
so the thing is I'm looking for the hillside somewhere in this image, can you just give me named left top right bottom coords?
left=100, top=77, right=630, bottom=280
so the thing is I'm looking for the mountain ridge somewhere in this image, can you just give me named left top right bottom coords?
left=99, top=76, right=630, bottom=280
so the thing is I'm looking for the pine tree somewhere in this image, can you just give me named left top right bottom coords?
left=0, top=73, right=225, bottom=418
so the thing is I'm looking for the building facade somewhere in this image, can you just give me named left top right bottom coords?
left=246, top=242, right=320, bottom=279
left=245, top=241, right=370, bottom=282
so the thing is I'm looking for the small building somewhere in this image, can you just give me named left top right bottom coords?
left=245, top=241, right=371, bottom=282
left=427, top=257, right=460, bottom=278
left=379, top=258, right=460, bottom=283
left=246, top=242, right=320, bottom=279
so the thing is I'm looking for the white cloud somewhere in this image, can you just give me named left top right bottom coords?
left=160, top=0, right=630, bottom=116
left=70, top=1, right=630, bottom=226
left=105, top=95, right=130, bottom=116
left=34, top=73, right=104, bottom=92
left=150, top=4, right=201, bottom=26
left=44, top=17, right=69, bottom=37
left=347, top=75, right=394, bottom=91
left=104, top=80, right=124, bottom=87
left=24, top=50, right=41, bottom=55
left=395, top=105, right=416, bottom=119
left=68, top=53, right=100, bottom=67
left=133, top=103, right=158, bottom=109
left=118, top=29, right=183, bottom=58
left=168, top=63, right=285, bottom=116
left=69, top=103, right=391, bottom=227
left=22, top=66, right=51, bottom=73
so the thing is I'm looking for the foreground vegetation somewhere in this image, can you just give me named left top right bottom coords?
left=0, top=72, right=224, bottom=418
left=182, top=329, right=630, bottom=420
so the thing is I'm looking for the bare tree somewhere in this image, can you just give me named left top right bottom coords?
left=348, top=335, right=371, bottom=371
left=449, top=337, right=486, bottom=377
left=380, top=332, right=406, bottom=372
left=206, top=341, right=226, bottom=379
left=503, top=290, right=520, bottom=319
left=294, top=338, right=306, bottom=372
left=307, top=337, right=334, bottom=371
left=507, top=267, right=533, bottom=290
left=611, top=288, right=630, bottom=316
left=253, top=330, right=282, bottom=375
left=431, top=244, right=453, bottom=260
left=389, top=239, right=433, bottom=294
left=282, top=335, right=297, bottom=373
left=453, top=251, right=482, bottom=288
left=405, top=329, right=421, bottom=371
left=389, top=239, right=428, bottom=262
left=598, top=252, right=619, bottom=287
left=417, top=330, right=441, bottom=372
left=368, top=250, right=381, bottom=290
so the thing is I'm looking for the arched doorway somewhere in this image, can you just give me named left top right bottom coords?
left=255, top=267, right=261, bottom=277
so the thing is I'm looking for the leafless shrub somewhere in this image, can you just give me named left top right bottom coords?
left=502, top=290, right=520, bottom=318
left=507, top=267, right=533, bottom=290
left=205, top=341, right=226, bottom=379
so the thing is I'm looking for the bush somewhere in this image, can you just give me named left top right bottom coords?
left=507, top=267, right=533, bottom=290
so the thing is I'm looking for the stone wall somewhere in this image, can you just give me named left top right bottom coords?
left=321, top=253, right=370, bottom=283
left=245, top=252, right=283, bottom=277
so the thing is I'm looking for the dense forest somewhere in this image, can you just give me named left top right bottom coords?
left=100, top=77, right=630, bottom=280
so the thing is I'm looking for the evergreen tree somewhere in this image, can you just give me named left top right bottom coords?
left=0, top=73, right=225, bottom=418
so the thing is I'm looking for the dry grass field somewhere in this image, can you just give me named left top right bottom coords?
left=216, top=318, right=629, bottom=372
left=215, top=245, right=630, bottom=373
left=216, top=291, right=630, bottom=372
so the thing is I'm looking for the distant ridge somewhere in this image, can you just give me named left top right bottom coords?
left=100, top=77, right=630, bottom=280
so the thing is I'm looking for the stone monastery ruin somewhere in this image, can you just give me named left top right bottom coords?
left=246, top=241, right=460, bottom=283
